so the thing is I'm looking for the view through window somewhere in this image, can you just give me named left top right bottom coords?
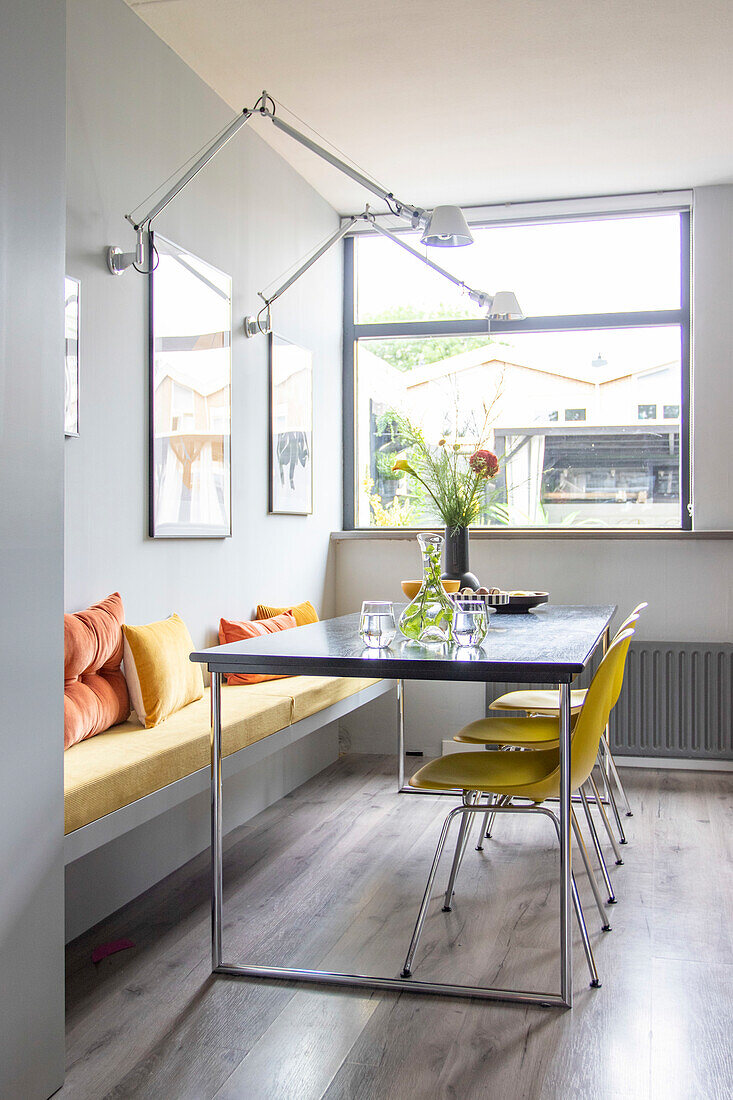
left=348, top=211, right=689, bottom=529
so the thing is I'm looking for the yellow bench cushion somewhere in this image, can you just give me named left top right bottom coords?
left=65, top=676, right=385, bottom=834
left=243, top=676, right=383, bottom=722
left=64, top=688, right=292, bottom=834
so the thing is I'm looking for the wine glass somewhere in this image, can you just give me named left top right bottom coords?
left=451, top=598, right=489, bottom=647
left=359, top=601, right=397, bottom=649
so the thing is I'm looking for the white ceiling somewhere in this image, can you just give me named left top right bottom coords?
left=127, top=0, right=733, bottom=215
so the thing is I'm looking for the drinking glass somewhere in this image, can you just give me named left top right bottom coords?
left=451, top=598, right=489, bottom=647
left=360, top=601, right=397, bottom=649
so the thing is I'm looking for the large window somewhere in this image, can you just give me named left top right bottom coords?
left=345, top=208, right=690, bottom=530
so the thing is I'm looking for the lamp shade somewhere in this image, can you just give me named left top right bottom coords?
left=487, top=291, right=524, bottom=320
left=421, top=206, right=474, bottom=247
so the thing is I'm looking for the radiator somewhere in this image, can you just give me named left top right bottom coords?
left=485, top=641, right=733, bottom=761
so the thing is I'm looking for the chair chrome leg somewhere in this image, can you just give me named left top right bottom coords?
left=571, top=872, right=602, bottom=987
left=571, top=808, right=611, bottom=931
left=602, top=733, right=634, bottom=817
left=544, top=807, right=601, bottom=988
left=597, top=746, right=627, bottom=844
left=443, top=792, right=477, bottom=911
left=580, top=785, right=616, bottom=904
left=588, top=774, right=624, bottom=865
left=402, top=805, right=465, bottom=978
left=476, top=794, right=494, bottom=851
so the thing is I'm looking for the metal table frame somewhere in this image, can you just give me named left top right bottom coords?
left=204, top=611, right=613, bottom=1010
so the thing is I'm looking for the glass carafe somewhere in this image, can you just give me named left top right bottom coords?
left=399, top=532, right=455, bottom=643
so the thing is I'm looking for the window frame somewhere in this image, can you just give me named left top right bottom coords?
left=342, top=206, right=692, bottom=531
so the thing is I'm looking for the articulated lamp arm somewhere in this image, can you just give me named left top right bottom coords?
left=107, top=90, right=428, bottom=275
left=366, top=217, right=493, bottom=310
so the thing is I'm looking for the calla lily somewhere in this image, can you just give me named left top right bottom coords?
left=392, top=458, right=417, bottom=476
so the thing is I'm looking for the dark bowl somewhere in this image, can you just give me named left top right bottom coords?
left=493, top=592, right=549, bottom=614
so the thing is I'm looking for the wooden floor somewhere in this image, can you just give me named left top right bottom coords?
left=62, top=755, right=733, bottom=1100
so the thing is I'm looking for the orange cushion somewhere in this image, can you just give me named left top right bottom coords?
left=64, top=592, right=130, bottom=750
left=219, top=611, right=297, bottom=685
left=255, top=600, right=319, bottom=627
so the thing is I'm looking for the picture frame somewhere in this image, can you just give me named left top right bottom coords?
left=64, top=275, right=80, bottom=437
left=149, top=233, right=232, bottom=538
left=269, top=333, right=313, bottom=515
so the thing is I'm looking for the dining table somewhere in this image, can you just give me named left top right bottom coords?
left=190, top=602, right=616, bottom=1009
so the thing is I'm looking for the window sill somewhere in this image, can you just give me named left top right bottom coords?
left=331, top=528, right=733, bottom=541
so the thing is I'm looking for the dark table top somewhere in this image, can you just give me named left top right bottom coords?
left=191, top=605, right=617, bottom=684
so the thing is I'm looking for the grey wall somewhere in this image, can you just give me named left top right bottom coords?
left=65, top=0, right=343, bottom=646
left=337, top=185, right=733, bottom=758
left=0, top=1, right=66, bottom=1097
left=64, top=0, right=344, bottom=939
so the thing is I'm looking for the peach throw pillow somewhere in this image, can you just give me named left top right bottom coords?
left=64, top=592, right=130, bottom=750
left=219, top=611, right=297, bottom=684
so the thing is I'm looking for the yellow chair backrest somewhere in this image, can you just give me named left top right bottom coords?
left=570, top=629, right=635, bottom=789
left=613, top=601, right=647, bottom=638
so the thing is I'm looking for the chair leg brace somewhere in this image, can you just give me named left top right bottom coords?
left=401, top=800, right=603, bottom=988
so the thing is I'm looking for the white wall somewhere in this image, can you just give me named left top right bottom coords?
left=65, top=0, right=343, bottom=646
left=0, top=1, right=66, bottom=1096
left=64, top=0, right=344, bottom=938
left=337, top=185, right=733, bottom=756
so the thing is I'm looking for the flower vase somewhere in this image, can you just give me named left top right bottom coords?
left=399, top=532, right=455, bottom=643
left=441, top=526, right=479, bottom=591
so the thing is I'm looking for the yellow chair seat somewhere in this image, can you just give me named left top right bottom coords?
left=454, top=714, right=563, bottom=748
left=489, top=688, right=587, bottom=715
left=409, top=748, right=561, bottom=801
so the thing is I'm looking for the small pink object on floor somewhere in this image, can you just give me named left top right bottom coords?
left=91, top=939, right=135, bottom=964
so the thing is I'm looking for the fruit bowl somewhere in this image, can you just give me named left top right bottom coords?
left=400, top=579, right=460, bottom=601
left=495, top=591, right=549, bottom=614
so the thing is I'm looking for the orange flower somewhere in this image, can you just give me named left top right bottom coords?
left=393, top=458, right=417, bottom=477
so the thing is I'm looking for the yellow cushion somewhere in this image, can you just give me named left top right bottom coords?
left=122, top=614, right=204, bottom=728
left=64, top=688, right=292, bottom=833
left=409, top=747, right=561, bottom=800
left=454, top=714, right=563, bottom=747
left=244, top=676, right=383, bottom=722
left=255, top=600, right=319, bottom=627
left=489, top=689, right=586, bottom=715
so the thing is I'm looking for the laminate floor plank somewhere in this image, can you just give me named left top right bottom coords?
left=61, top=756, right=733, bottom=1100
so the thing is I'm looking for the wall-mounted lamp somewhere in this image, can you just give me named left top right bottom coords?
left=108, top=90, right=464, bottom=275
left=107, top=89, right=522, bottom=333
left=421, top=205, right=474, bottom=248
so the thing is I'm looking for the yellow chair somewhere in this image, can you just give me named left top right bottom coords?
left=468, top=602, right=646, bottom=854
left=400, top=630, right=635, bottom=988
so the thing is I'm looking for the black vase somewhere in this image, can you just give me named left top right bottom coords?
left=441, top=526, right=480, bottom=590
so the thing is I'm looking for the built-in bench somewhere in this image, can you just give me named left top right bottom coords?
left=64, top=675, right=396, bottom=865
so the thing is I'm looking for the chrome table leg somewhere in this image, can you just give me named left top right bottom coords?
left=397, top=679, right=405, bottom=793
left=559, top=683, right=573, bottom=1008
left=211, top=671, right=223, bottom=971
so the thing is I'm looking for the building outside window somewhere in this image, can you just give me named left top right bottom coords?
left=345, top=207, right=690, bottom=530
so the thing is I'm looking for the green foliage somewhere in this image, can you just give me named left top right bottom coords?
left=388, top=411, right=500, bottom=530
left=361, top=304, right=494, bottom=372
left=363, top=478, right=421, bottom=528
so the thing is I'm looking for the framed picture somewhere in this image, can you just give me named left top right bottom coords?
left=149, top=233, right=232, bottom=538
left=269, top=334, right=313, bottom=515
left=64, top=275, right=80, bottom=436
